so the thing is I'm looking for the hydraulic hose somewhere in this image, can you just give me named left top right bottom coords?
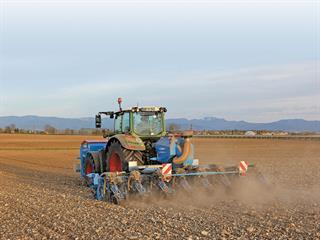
left=173, top=138, right=191, bottom=164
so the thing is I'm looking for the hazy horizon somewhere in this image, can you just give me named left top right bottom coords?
left=0, top=114, right=319, bottom=125
left=1, top=0, right=319, bottom=122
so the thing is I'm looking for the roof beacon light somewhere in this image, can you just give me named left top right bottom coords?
left=117, top=97, right=123, bottom=111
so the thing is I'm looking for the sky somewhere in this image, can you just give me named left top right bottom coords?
left=0, top=0, right=319, bottom=122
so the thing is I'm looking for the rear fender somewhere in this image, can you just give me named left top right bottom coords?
left=107, top=134, right=145, bottom=151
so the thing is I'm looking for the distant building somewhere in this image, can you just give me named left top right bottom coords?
left=245, top=131, right=256, bottom=136
left=278, top=132, right=289, bottom=136
left=262, top=132, right=274, bottom=136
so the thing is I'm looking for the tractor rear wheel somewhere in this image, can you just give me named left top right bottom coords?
left=106, top=141, right=142, bottom=172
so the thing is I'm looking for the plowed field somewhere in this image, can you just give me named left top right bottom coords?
left=0, top=134, right=319, bottom=239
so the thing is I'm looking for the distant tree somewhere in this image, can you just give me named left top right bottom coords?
left=3, top=124, right=17, bottom=133
left=168, top=123, right=181, bottom=133
left=63, top=128, right=76, bottom=135
left=79, top=128, right=90, bottom=135
left=44, top=124, right=57, bottom=134
left=4, top=126, right=11, bottom=133
left=64, top=128, right=72, bottom=135
left=91, top=129, right=100, bottom=135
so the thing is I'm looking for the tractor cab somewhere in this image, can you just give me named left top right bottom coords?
left=95, top=99, right=167, bottom=140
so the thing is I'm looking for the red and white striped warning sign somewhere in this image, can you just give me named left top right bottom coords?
left=239, top=161, right=249, bottom=176
left=161, top=163, right=172, bottom=181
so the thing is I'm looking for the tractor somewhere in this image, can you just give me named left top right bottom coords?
left=78, top=98, right=257, bottom=204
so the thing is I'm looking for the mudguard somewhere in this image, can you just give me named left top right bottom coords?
left=108, top=134, right=145, bottom=151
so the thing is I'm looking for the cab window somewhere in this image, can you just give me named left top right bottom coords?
left=122, top=112, right=130, bottom=133
left=114, top=114, right=121, bottom=133
left=114, top=112, right=130, bottom=133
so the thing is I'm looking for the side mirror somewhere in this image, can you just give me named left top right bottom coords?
left=95, top=114, right=102, bottom=128
left=110, top=114, right=114, bottom=119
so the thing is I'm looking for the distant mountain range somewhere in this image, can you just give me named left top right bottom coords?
left=0, top=115, right=319, bottom=132
left=166, top=117, right=320, bottom=132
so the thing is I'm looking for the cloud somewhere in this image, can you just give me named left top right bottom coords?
left=129, top=61, right=319, bottom=121
left=2, top=61, right=318, bottom=122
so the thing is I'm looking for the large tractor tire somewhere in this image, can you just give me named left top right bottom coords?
left=106, top=141, right=143, bottom=172
left=84, top=154, right=101, bottom=175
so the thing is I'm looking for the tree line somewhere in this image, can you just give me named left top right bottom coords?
left=0, top=123, right=315, bottom=136
left=0, top=124, right=112, bottom=135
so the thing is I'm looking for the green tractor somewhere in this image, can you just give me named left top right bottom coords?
left=90, top=98, right=175, bottom=173
left=79, top=98, right=254, bottom=204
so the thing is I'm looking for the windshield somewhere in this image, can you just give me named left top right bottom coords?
left=133, top=112, right=163, bottom=136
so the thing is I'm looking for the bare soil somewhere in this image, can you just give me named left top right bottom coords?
left=0, top=134, right=319, bottom=239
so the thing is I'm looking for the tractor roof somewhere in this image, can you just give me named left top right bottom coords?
left=130, top=106, right=167, bottom=112
left=99, top=106, right=167, bottom=116
left=116, top=106, right=167, bottom=114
